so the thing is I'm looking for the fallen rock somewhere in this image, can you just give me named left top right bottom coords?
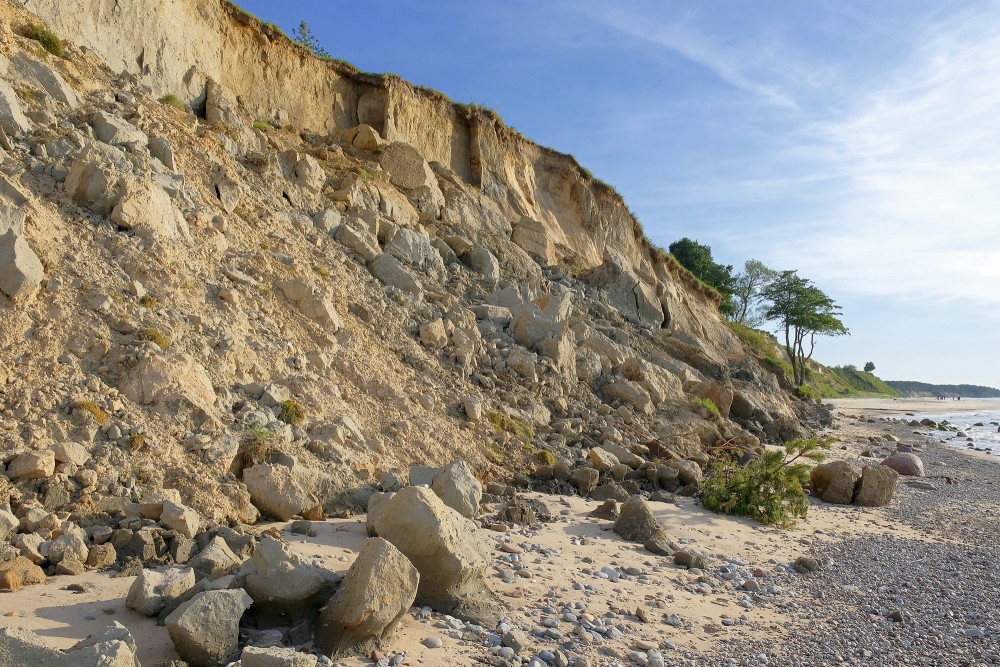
left=126, top=567, right=196, bottom=617
left=51, top=441, right=90, bottom=466
left=241, top=646, right=319, bottom=667
left=0, top=80, right=31, bottom=136
left=854, top=464, right=899, bottom=507
left=92, top=110, right=148, bottom=148
left=164, top=589, right=252, bottom=666
left=587, top=447, right=619, bottom=473
left=880, top=452, right=925, bottom=477
left=369, top=253, right=423, bottom=297
left=0, top=230, right=45, bottom=300
left=188, top=535, right=242, bottom=581
left=569, top=467, right=600, bottom=495
left=277, top=278, right=342, bottom=333
left=243, top=464, right=308, bottom=521
left=236, top=537, right=338, bottom=613
left=0, top=556, right=46, bottom=591
left=371, top=486, right=504, bottom=625
left=7, top=450, right=55, bottom=480
left=160, top=501, right=200, bottom=539
left=613, top=495, right=665, bottom=543
left=430, top=460, right=482, bottom=519
left=315, top=537, right=419, bottom=658
left=120, top=353, right=218, bottom=423
left=674, top=548, right=708, bottom=569
left=810, top=460, right=859, bottom=504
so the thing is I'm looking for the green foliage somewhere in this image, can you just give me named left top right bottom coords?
left=292, top=21, right=332, bottom=59
left=252, top=120, right=275, bottom=131
left=701, top=437, right=832, bottom=528
left=158, top=94, right=187, bottom=112
left=726, top=322, right=793, bottom=379
left=864, top=361, right=876, bottom=373
left=24, top=25, right=64, bottom=58
left=487, top=410, right=534, bottom=444
left=239, top=425, right=282, bottom=466
left=668, top=238, right=735, bottom=315
left=141, top=327, right=170, bottom=351
left=692, top=397, right=722, bottom=420
left=277, top=399, right=305, bottom=426
left=731, top=259, right=778, bottom=327
left=762, top=271, right=848, bottom=386
left=535, top=450, right=556, bottom=466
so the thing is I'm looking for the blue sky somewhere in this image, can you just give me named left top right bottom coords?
left=236, top=0, right=1000, bottom=387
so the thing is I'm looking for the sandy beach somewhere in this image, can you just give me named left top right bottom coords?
left=827, top=397, right=999, bottom=416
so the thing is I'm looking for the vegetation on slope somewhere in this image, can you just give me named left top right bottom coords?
left=886, top=381, right=1000, bottom=398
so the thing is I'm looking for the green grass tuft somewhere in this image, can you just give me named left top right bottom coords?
left=277, top=399, right=305, bottom=426
left=23, top=25, right=64, bottom=58
left=158, top=94, right=188, bottom=112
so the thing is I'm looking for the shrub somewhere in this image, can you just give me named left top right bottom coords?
left=534, top=450, right=556, bottom=466
left=139, top=294, right=158, bottom=308
left=277, top=399, right=305, bottom=426
left=486, top=410, right=534, bottom=444
left=127, top=432, right=147, bottom=452
left=141, top=327, right=170, bottom=351
left=74, top=400, right=109, bottom=426
left=239, top=425, right=282, bottom=466
left=24, top=25, right=64, bottom=58
left=700, top=437, right=832, bottom=528
left=252, top=120, right=274, bottom=131
left=692, top=396, right=721, bottom=420
left=158, top=93, right=187, bottom=112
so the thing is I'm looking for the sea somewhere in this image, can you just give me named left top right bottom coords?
left=893, top=398, right=1000, bottom=458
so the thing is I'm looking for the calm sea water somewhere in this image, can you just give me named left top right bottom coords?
left=896, top=398, right=1000, bottom=458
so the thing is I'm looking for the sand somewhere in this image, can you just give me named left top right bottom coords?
left=828, top=397, right=999, bottom=416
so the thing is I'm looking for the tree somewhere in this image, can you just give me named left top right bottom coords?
left=668, top=238, right=735, bottom=316
left=731, top=259, right=777, bottom=327
left=761, top=271, right=849, bottom=387
left=864, top=361, right=876, bottom=373
left=292, top=21, right=331, bottom=59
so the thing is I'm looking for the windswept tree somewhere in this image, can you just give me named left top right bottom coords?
left=731, top=259, right=777, bottom=327
left=864, top=361, right=876, bottom=373
left=292, top=21, right=331, bottom=59
left=669, top=238, right=735, bottom=316
left=762, top=271, right=849, bottom=386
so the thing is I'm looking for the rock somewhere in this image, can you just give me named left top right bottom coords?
left=160, top=501, right=200, bottom=539
left=644, top=535, right=679, bottom=557
left=793, top=556, right=821, bottom=574
left=86, top=543, right=117, bottom=569
left=880, top=452, right=925, bottom=477
left=587, top=447, right=619, bottom=472
left=465, top=247, right=500, bottom=284
left=149, top=135, right=176, bottom=170
left=241, top=646, right=318, bottom=667
left=110, top=177, right=190, bottom=242
left=378, top=141, right=438, bottom=190
left=430, top=460, right=482, bottom=519
left=139, top=488, right=183, bottom=520
left=589, top=499, right=620, bottom=520
left=0, top=507, right=18, bottom=540
left=51, top=441, right=90, bottom=466
left=0, top=80, right=31, bottom=136
left=506, top=345, right=539, bottom=381
left=511, top=216, right=556, bottom=265
left=188, top=536, right=242, bottom=581
left=371, top=486, right=504, bottom=625
left=120, top=353, right=218, bottom=422
left=463, top=397, right=483, bottom=421
left=126, top=567, right=196, bottom=617
left=590, top=482, right=630, bottom=502
left=569, top=467, right=600, bottom=495
left=277, top=278, right=342, bottom=333
left=810, top=461, right=859, bottom=504
left=674, top=549, right=708, bottom=569
left=315, top=537, right=419, bottom=658
left=0, top=625, right=139, bottom=666
left=336, top=223, right=380, bottom=262
left=665, top=459, right=703, bottom=488
left=600, top=442, right=644, bottom=469
left=293, top=154, right=326, bottom=193
left=0, top=230, right=45, bottom=300
left=92, top=110, right=148, bottom=148
left=419, top=318, right=448, bottom=350
left=48, top=532, right=89, bottom=565
left=236, top=537, right=338, bottom=613
left=10, top=52, right=80, bottom=107
left=604, top=379, right=653, bottom=414
left=613, top=496, right=665, bottom=542
left=164, top=589, right=252, bottom=666
left=8, top=450, right=55, bottom=480
left=244, top=464, right=308, bottom=521
left=368, top=253, right=424, bottom=297
left=687, top=381, right=735, bottom=419
left=587, top=258, right=664, bottom=328
left=854, top=465, right=899, bottom=507
left=0, top=556, right=46, bottom=591
left=385, top=227, right=442, bottom=274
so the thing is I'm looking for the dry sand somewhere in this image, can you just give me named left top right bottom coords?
left=828, top=397, right=998, bottom=416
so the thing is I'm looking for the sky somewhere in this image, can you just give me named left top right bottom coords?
left=236, top=0, right=1000, bottom=387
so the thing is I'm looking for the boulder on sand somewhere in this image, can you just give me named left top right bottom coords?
left=613, top=495, right=665, bottom=543
left=853, top=464, right=899, bottom=507
left=234, top=536, right=339, bottom=613
left=164, top=589, right=252, bottom=666
left=880, top=452, right=925, bottom=477
left=430, top=460, right=482, bottom=519
left=315, top=537, right=419, bottom=658
left=810, top=460, right=859, bottom=504
left=370, top=486, right=504, bottom=625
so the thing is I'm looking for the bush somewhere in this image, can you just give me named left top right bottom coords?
left=700, top=437, right=832, bottom=528
left=486, top=410, right=534, bottom=444
left=277, top=400, right=305, bottom=426
left=24, top=25, right=64, bottom=58
left=158, top=93, right=187, bottom=112
left=74, top=400, right=109, bottom=426
left=692, top=397, right=721, bottom=420
left=239, top=425, right=282, bottom=466
left=141, top=327, right=170, bottom=351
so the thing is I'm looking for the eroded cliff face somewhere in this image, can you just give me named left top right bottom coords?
left=19, top=0, right=719, bottom=314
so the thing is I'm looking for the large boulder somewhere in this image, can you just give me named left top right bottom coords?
left=7, top=450, right=55, bottom=479
left=315, top=537, right=419, bottom=658
left=378, top=141, right=438, bottom=190
left=665, top=459, right=703, bottom=488
left=277, top=278, right=342, bottom=333
left=430, top=460, right=482, bottom=519
left=368, top=253, right=424, bottom=297
left=92, top=111, right=148, bottom=149
left=10, top=53, right=81, bottom=107
left=126, top=567, right=196, bottom=617
left=603, top=379, right=653, bottom=414
left=881, top=452, right=925, bottom=477
left=120, top=353, right=218, bottom=423
left=160, top=501, right=200, bottom=539
left=687, top=381, right=735, bottom=419
left=0, top=80, right=31, bottom=136
left=188, top=536, right=242, bottom=581
left=613, top=496, right=665, bottom=543
left=243, top=464, right=308, bottom=521
left=511, top=216, right=556, bottom=265
left=164, top=589, right=252, bottom=666
left=853, top=465, right=899, bottom=507
left=0, top=230, right=44, bottom=300
left=236, top=537, right=338, bottom=613
left=0, top=556, right=46, bottom=591
left=587, top=258, right=664, bottom=328
left=370, top=486, right=504, bottom=625
left=0, top=625, right=139, bottom=667
left=810, top=461, right=859, bottom=504
left=385, top=227, right=442, bottom=274
left=110, top=178, right=191, bottom=242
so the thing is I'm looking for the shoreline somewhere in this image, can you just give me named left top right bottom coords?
left=826, top=396, right=1000, bottom=416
